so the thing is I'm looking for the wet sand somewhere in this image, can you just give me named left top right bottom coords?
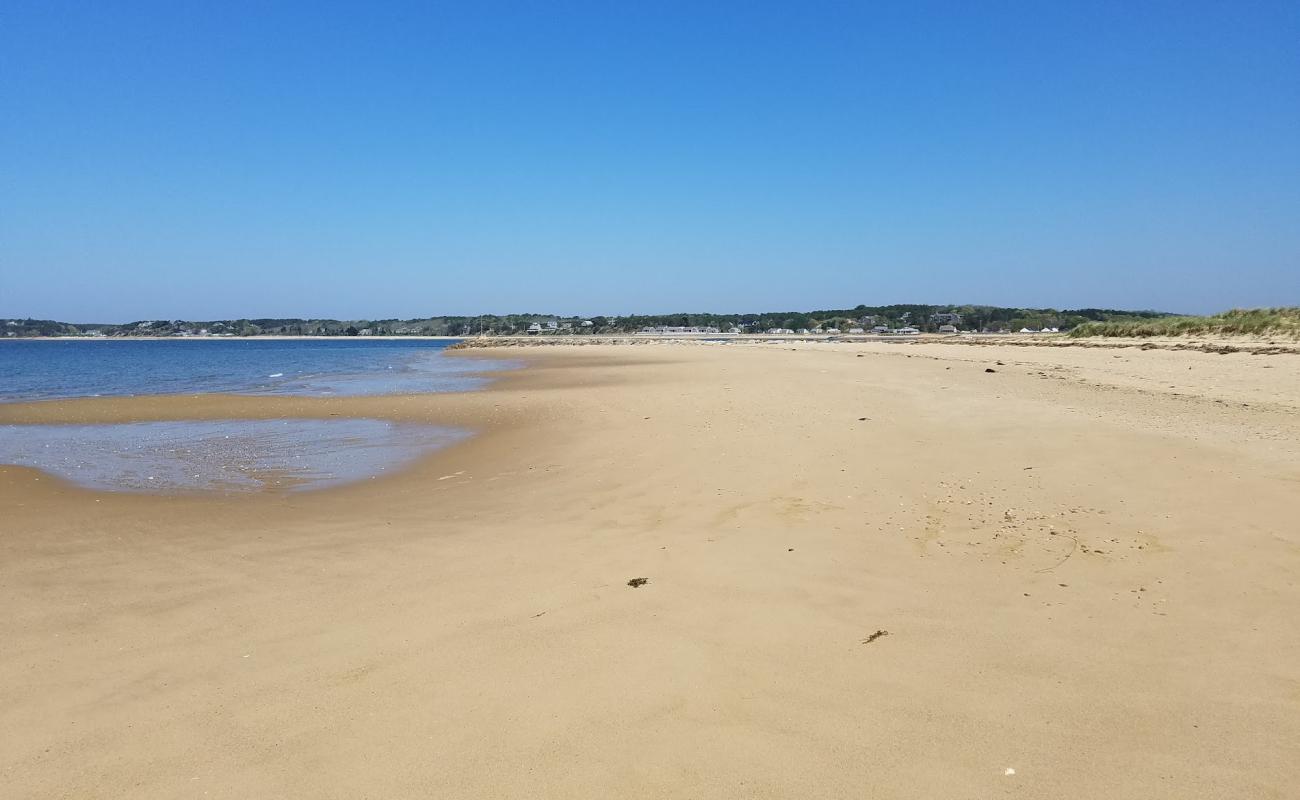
left=2, top=341, right=1298, bottom=798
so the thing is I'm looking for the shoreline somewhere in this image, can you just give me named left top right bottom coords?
left=0, top=334, right=469, bottom=341
left=8, top=330, right=1299, bottom=356
left=449, top=332, right=1300, bottom=355
left=3, top=340, right=1298, bottom=798
left=0, top=347, right=537, bottom=499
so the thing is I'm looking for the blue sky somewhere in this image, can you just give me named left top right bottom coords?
left=2, top=1, right=1297, bottom=320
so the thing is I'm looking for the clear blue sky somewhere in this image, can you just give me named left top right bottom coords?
left=2, top=1, right=1297, bottom=321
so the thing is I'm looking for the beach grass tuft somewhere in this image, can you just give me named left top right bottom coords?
left=1066, top=307, right=1300, bottom=339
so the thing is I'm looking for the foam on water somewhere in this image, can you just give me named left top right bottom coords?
left=0, top=419, right=469, bottom=493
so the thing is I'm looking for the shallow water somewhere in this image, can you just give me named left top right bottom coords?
left=0, top=419, right=468, bottom=493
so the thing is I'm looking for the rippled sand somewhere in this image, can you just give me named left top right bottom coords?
left=2, top=341, right=1297, bottom=798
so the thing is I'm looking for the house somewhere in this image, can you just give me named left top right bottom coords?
left=872, top=325, right=890, bottom=334
left=938, top=324, right=958, bottom=333
left=527, top=323, right=543, bottom=334
left=894, top=326, right=920, bottom=335
left=580, top=320, right=594, bottom=327
left=641, top=325, right=723, bottom=335
left=824, top=328, right=841, bottom=334
left=847, top=327, right=865, bottom=334
left=930, top=312, right=962, bottom=325
left=858, top=315, right=878, bottom=325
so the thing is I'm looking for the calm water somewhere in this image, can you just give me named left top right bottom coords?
left=0, top=419, right=469, bottom=493
left=0, top=339, right=508, bottom=492
left=0, top=338, right=510, bottom=401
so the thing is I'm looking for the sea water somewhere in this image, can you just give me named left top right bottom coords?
left=0, top=338, right=510, bottom=401
left=0, top=339, right=508, bottom=492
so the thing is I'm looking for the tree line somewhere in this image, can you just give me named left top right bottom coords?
left=1, top=305, right=1173, bottom=338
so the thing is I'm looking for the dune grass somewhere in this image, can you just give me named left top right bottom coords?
left=1067, top=308, right=1300, bottom=339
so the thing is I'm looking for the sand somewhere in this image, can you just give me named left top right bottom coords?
left=2, top=340, right=1298, bottom=798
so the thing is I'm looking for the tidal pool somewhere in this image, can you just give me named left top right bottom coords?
left=0, top=418, right=469, bottom=493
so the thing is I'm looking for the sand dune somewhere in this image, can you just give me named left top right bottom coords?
left=2, top=341, right=1297, bottom=798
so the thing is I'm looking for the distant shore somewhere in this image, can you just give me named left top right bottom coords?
left=448, top=331, right=1300, bottom=356
left=0, top=334, right=467, bottom=341
left=10, top=328, right=1298, bottom=356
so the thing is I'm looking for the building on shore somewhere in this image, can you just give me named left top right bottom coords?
left=637, top=326, right=722, bottom=335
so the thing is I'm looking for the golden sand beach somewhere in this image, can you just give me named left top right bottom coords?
left=2, top=340, right=1298, bottom=798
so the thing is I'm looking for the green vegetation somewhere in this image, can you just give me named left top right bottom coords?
left=1, top=304, right=1181, bottom=338
left=0, top=318, right=91, bottom=337
left=620, top=305, right=1170, bottom=335
left=1067, top=308, right=1300, bottom=339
